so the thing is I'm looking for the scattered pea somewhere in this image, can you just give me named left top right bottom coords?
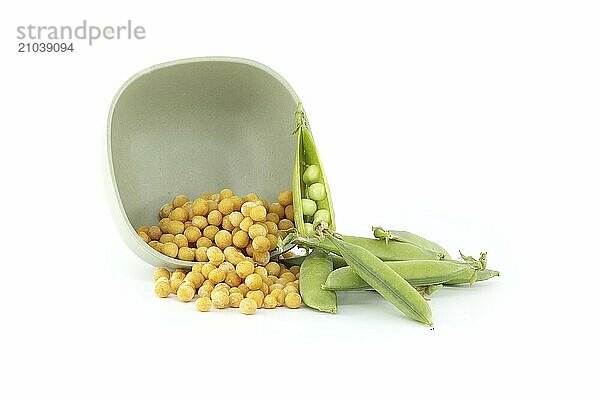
left=229, top=293, right=243, bottom=308
left=155, top=278, right=171, bottom=298
left=173, top=194, right=190, bottom=208
left=241, top=201, right=257, bottom=217
left=197, top=285, right=213, bottom=298
left=159, top=203, right=174, bottom=218
left=230, top=196, right=244, bottom=211
left=195, top=297, right=212, bottom=312
left=207, top=246, right=225, bottom=265
left=169, top=207, right=188, bottom=222
left=215, top=230, right=233, bottom=249
left=253, top=251, right=270, bottom=266
left=191, top=215, right=208, bottom=230
left=269, top=284, right=284, bottom=293
left=238, top=283, right=250, bottom=296
left=211, top=290, right=229, bottom=309
left=162, top=242, right=179, bottom=258
left=233, top=230, right=250, bottom=248
left=178, top=247, right=195, bottom=261
left=221, top=215, right=234, bottom=231
left=236, top=260, right=255, bottom=279
left=167, top=220, right=185, bottom=235
left=248, top=224, right=268, bottom=239
left=184, top=226, right=202, bottom=243
left=239, top=216, right=254, bottom=232
left=265, top=213, right=280, bottom=225
left=208, top=268, right=226, bottom=284
left=214, top=282, right=231, bottom=293
left=192, top=262, right=203, bottom=272
left=278, top=190, right=293, bottom=207
left=269, top=203, right=286, bottom=219
left=265, top=262, right=281, bottom=277
left=283, top=285, right=299, bottom=296
left=249, top=205, right=267, bottom=222
left=195, top=247, right=209, bottom=262
left=177, top=282, right=196, bottom=302
left=264, top=294, right=277, bottom=309
left=229, top=211, right=244, bottom=227
left=185, top=271, right=205, bottom=288
left=225, top=270, right=242, bottom=287
left=148, top=226, right=162, bottom=241
left=278, top=219, right=294, bottom=232
left=153, top=268, right=170, bottom=281
left=252, top=236, right=271, bottom=253
left=192, top=198, right=209, bottom=216
left=207, top=200, right=219, bottom=212
left=246, top=290, right=265, bottom=308
left=284, top=205, right=294, bottom=221
left=239, top=298, right=257, bottom=315
left=218, top=198, right=235, bottom=215
left=245, top=273, right=263, bottom=290
left=159, top=217, right=171, bottom=232
left=174, top=234, right=188, bottom=248
left=285, top=292, right=302, bottom=308
left=159, top=233, right=175, bottom=244
left=201, top=263, right=216, bottom=279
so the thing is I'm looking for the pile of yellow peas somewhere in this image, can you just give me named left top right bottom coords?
left=152, top=260, right=302, bottom=314
left=137, top=189, right=295, bottom=264
left=138, top=189, right=302, bottom=314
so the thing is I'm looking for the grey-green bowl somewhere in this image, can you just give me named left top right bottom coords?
left=107, top=57, right=299, bottom=269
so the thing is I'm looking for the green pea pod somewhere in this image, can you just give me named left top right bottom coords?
left=280, top=253, right=347, bottom=269
left=293, top=234, right=441, bottom=261
left=325, top=232, right=433, bottom=326
left=299, top=249, right=337, bottom=313
left=372, top=227, right=450, bottom=258
left=443, top=269, right=500, bottom=285
left=322, top=260, right=474, bottom=291
left=292, top=102, right=336, bottom=237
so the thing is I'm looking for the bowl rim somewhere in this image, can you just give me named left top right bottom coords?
left=106, top=56, right=299, bottom=268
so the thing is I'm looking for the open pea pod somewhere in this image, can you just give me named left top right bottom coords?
left=292, top=102, right=336, bottom=237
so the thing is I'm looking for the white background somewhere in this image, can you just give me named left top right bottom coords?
left=2, top=1, right=599, bottom=398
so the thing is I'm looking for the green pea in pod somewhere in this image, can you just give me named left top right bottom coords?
left=292, top=102, right=336, bottom=237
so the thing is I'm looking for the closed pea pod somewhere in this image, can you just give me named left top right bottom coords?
left=372, top=226, right=450, bottom=258
left=443, top=269, right=500, bottom=285
left=322, top=260, right=475, bottom=291
left=292, top=234, right=440, bottom=262
left=299, top=249, right=337, bottom=313
left=325, top=232, right=433, bottom=326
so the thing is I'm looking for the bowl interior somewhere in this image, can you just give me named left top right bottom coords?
left=108, top=58, right=298, bottom=265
